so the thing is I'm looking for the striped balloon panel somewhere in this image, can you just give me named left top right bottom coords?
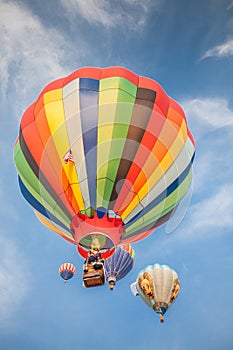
left=59, top=263, right=76, bottom=274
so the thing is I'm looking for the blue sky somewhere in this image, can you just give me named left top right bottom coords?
left=1, top=0, right=233, bottom=349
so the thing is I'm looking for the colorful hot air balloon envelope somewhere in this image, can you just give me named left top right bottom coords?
left=104, top=244, right=135, bottom=290
left=59, top=263, right=76, bottom=283
left=131, top=263, right=180, bottom=322
left=13, top=66, right=195, bottom=257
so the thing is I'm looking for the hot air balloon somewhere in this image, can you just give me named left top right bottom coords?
left=59, top=263, right=76, bottom=283
left=104, top=244, right=135, bottom=290
left=13, top=66, right=195, bottom=258
left=131, top=263, right=180, bottom=322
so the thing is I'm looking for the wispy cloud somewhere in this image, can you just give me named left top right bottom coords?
left=227, top=1, right=233, bottom=10
left=182, top=97, right=233, bottom=140
left=190, top=184, right=233, bottom=232
left=200, top=39, right=233, bottom=60
left=59, top=0, right=159, bottom=30
left=142, top=182, right=233, bottom=261
left=167, top=183, right=233, bottom=241
left=0, top=234, right=29, bottom=327
left=0, top=171, right=30, bottom=327
left=0, top=0, right=75, bottom=107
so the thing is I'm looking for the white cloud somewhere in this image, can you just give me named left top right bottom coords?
left=60, top=0, right=120, bottom=28
left=144, top=182, right=233, bottom=258
left=59, top=0, right=159, bottom=30
left=0, top=234, right=29, bottom=327
left=201, top=39, right=233, bottom=60
left=227, top=1, right=233, bottom=10
left=185, top=184, right=233, bottom=235
left=166, top=175, right=233, bottom=240
left=0, top=0, right=74, bottom=107
left=182, top=98, right=233, bottom=140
